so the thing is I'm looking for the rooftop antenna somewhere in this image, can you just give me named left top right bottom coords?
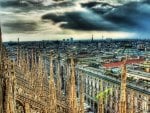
left=17, top=38, right=20, bottom=66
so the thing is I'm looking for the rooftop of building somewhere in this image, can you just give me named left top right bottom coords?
left=103, top=58, right=145, bottom=68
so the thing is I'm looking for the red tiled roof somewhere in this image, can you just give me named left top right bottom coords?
left=103, top=59, right=144, bottom=68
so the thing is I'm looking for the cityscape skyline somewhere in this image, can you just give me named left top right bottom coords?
left=0, top=1, right=150, bottom=112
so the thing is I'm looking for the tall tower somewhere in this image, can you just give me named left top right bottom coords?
left=49, top=52, right=57, bottom=113
left=6, top=60, right=16, bottom=113
left=119, top=59, right=127, bottom=113
left=57, top=58, right=62, bottom=96
left=17, top=38, right=20, bottom=66
left=0, top=26, right=4, bottom=113
left=68, top=57, right=78, bottom=113
left=91, top=34, right=94, bottom=42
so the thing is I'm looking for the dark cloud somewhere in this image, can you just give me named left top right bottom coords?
left=0, top=0, right=74, bottom=9
left=42, top=13, right=67, bottom=23
left=42, top=11, right=119, bottom=31
left=2, top=21, right=38, bottom=33
left=0, top=0, right=35, bottom=8
left=60, top=12, right=118, bottom=31
left=143, top=0, right=150, bottom=4
left=103, top=1, right=150, bottom=32
left=78, top=1, right=150, bottom=33
left=42, top=1, right=150, bottom=32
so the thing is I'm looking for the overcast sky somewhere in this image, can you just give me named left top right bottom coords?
left=0, top=0, right=150, bottom=42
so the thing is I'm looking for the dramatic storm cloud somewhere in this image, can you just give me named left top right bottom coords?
left=0, top=0, right=149, bottom=41
left=42, top=9, right=119, bottom=31
left=104, top=1, right=150, bottom=32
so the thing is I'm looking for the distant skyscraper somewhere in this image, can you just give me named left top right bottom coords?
left=91, top=34, right=94, bottom=42
left=70, top=38, right=73, bottom=43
